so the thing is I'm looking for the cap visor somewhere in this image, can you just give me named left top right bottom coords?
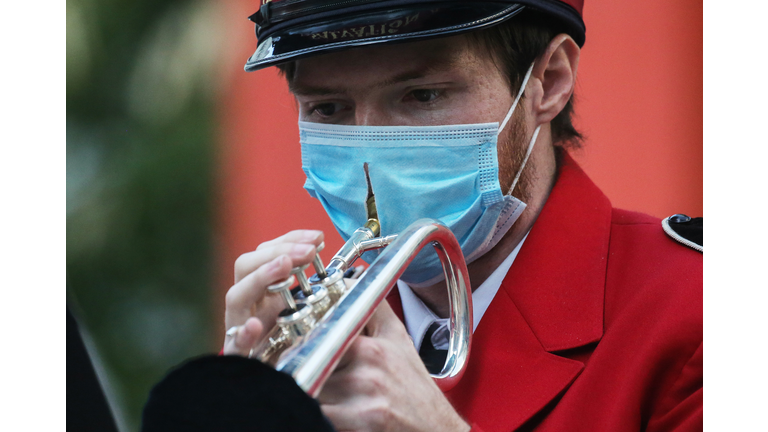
left=245, top=2, right=524, bottom=72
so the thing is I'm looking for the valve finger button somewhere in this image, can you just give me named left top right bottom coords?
left=267, top=275, right=297, bottom=311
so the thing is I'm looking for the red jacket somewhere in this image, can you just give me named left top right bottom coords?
left=388, top=153, right=703, bottom=431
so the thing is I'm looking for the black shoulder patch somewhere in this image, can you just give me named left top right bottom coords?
left=662, top=214, right=703, bottom=253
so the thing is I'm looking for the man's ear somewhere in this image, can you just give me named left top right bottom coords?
left=529, top=34, right=580, bottom=125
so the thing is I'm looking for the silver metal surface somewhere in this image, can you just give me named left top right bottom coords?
left=312, top=241, right=328, bottom=278
left=253, top=302, right=316, bottom=366
left=267, top=275, right=297, bottom=311
left=291, top=264, right=313, bottom=296
left=276, top=303, right=316, bottom=339
left=295, top=284, right=333, bottom=320
left=310, top=268, right=346, bottom=303
left=327, top=227, right=376, bottom=273
left=276, top=219, right=473, bottom=397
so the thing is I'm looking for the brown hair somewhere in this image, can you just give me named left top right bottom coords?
left=467, top=10, right=582, bottom=149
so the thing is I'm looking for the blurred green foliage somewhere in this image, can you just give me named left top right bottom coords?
left=67, top=0, right=225, bottom=429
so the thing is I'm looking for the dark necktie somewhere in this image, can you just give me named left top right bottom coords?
left=419, top=322, right=448, bottom=374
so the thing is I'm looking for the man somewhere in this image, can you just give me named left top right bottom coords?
left=221, top=1, right=702, bottom=431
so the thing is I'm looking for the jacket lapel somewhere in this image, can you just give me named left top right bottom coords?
left=503, top=152, right=610, bottom=352
left=443, top=288, right=584, bottom=431
left=387, top=287, right=584, bottom=431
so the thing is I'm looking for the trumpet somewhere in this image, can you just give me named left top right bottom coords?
left=252, top=165, right=473, bottom=397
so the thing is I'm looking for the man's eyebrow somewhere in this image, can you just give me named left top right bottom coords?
left=374, top=68, right=434, bottom=88
left=288, top=82, right=345, bottom=96
left=289, top=58, right=458, bottom=96
left=377, top=57, right=460, bottom=88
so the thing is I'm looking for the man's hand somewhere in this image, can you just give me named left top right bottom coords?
left=223, top=230, right=468, bottom=431
left=222, top=230, right=324, bottom=356
left=319, top=301, right=470, bottom=432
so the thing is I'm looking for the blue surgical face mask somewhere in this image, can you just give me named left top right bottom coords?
left=300, top=64, right=540, bottom=286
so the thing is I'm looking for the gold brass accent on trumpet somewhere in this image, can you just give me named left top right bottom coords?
left=252, top=164, right=473, bottom=396
left=363, top=162, right=381, bottom=237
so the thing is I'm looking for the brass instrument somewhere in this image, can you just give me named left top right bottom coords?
left=252, top=164, right=473, bottom=397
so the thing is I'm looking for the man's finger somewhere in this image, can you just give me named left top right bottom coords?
left=328, top=303, right=410, bottom=375
left=235, top=242, right=317, bottom=283
left=321, top=404, right=365, bottom=432
left=256, top=230, right=323, bottom=251
left=222, top=317, right=264, bottom=357
left=363, top=300, right=409, bottom=340
left=225, top=255, right=292, bottom=327
left=317, top=368, right=355, bottom=405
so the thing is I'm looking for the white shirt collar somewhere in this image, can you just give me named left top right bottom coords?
left=397, top=233, right=529, bottom=351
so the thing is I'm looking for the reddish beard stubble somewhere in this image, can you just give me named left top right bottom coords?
left=497, top=106, right=536, bottom=203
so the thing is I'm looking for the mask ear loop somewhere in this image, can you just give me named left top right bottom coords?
left=498, top=62, right=535, bottom=134
left=496, top=62, right=540, bottom=196
left=508, top=125, right=541, bottom=194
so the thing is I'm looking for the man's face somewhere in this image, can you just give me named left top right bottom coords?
left=290, top=34, right=534, bottom=199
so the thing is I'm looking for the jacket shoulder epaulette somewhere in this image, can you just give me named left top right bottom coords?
left=661, top=214, right=703, bottom=253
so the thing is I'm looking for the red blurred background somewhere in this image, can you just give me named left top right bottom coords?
left=215, top=0, right=702, bottom=300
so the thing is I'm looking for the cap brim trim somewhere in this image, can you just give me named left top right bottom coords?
left=245, top=4, right=524, bottom=72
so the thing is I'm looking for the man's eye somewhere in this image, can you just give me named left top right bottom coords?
left=311, top=102, right=344, bottom=117
left=410, top=89, right=440, bottom=103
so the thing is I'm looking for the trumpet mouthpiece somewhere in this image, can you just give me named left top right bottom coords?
left=363, top=162, right=380, bottom=236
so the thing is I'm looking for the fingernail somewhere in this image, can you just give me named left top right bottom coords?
left=292, top=244, right=314, bottom=255
left=303, top=231, right=321, bottom=242
left=268, top=255, right=285, bottom=271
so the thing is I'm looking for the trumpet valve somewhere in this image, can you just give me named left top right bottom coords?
left=294, top=284, right=332, bottom=320
left=254, top=303, right=317, bottom=366
left=276, top=303, right=316, bottom=340
left=291, top=264, right=313, bottom=296
left=312, top=241, right=328, bottom=279
left=309, top=267, right=346, bottom=303
left=255, top=275, right=319, bottom=366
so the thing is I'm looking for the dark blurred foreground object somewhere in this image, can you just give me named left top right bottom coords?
left=67, top=308, right=119, bottom=432
left=141, top=355, right=336, bottom=432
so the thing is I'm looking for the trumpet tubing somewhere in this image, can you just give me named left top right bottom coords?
left=254, top=218, right=473, bottom=397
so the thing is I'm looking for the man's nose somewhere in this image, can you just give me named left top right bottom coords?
left=354, top=104, right=394, bottom=126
